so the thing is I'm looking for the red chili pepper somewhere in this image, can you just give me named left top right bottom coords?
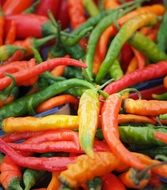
left=104, top=61, right=167, bottom=94
left=0, top=156, right=22, bottom=190
left=0, top=9, right=4, bottom=46
left=5, top=14, right=56, bottom=39
left=154, top=131, right=167, bottom=144
left=68, top=0, right=86, bottom=29
left=35, top=0, right=60, bottom=18
left=131, top=47, right=146, bottom=69
left=5, top=20, right=16, bottom=44
left=0, top=57, right=87, bottom=90
left=57, top=0, right=70, bottom=29
left=4, top=50, right=25, bottom=64
left=102, top=173, right=126, bottom=190
left=101, top=93, right=145, bottom=169
left=3, top=0, right=33, bottom=15
left=0, top=138, right=77, bottom=172
left=129, top=85, right=167, bottom=100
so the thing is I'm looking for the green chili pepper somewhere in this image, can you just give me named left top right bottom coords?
left=119, top=126, right=167, bottom=149
left=23, top=169, right=46, bottom=190
left=129, top=32, right=167, bottom=62
left=66, top=87, right=87, bottom=97
left=83, top=0, right=99, bottom=17
left=159, top=114, right=167, bottom=120
left=152, top=92, right=167, bottom=100
left=96, top=13, right=158, bottom=83
left=84, top=4, right=138, bottom=81
left=78, top=89, right=100, bottom=157
left=109, top=59, right=123, bottom=80
left=157, top=12, right=167, bottom=52
left=0, top=79, right=95, bottom=125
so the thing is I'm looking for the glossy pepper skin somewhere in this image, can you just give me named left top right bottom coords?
left=78, top=89, right=100, bottom=157
left=124, top=98, right=167, bottom=116
left=59, top=152, right=121, bottom=187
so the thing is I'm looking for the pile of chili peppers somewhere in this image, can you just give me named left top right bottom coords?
left=1, top=0, right=167, bottom=189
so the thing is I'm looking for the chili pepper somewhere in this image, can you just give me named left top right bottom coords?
left=5, top=14, right=57, bottom=39
left=98, top=4, right=165, bottom=61
left=118, top=114, right=155, bottom=124
left=35, top=0, right=60, bottom=18
left=3, top=115, right=79, bottom=133
left=0, top=153, right=4, bottom=164
left=163, top=75, right=167, bottom=88
left=0, top=138, right=77, bottom=172
left=109, top=59, right=123, bottom=80
left=157, top=12, right=167, bottom=52
left=78, top=89, right=100, bottom=157
left=59, top=152, right=122, bottom=187
left=131, top=47, right=146, bottom=69
left=68, top=0, right=86, bottom=29
left=47, top=172, right=60, bottom=190
left=129, top=32, right=167, bottom=62
left=9, top=141, right=80, bottom=154
left=119, top=168, right=150, bottom=189
left=92, top=46, right=102, bottom=75
left=84, top=6, right=136, bottom=81
left=1, top=131, right=45, bottom=143
left=126, top=56, right=138, bottom=74
left=129, top=85, right=167, bottom=100
left=119, top=126, right=167, bottom=148
left=0, top=9, right=4, bottom=46
left=124, top=98, right=167, bottom=116
left=83, top=0, right=99, bottom=17
left=0, top=78, right=94, bottom=123
left=102, top=173, right=126, bottom=190
left=159, top=113, right=167, bottom=120
left=104, top=0, right=120, bottom=10
left=0, top=57, right=87, bottom=90
left=0, top=156, right=23, bottom=190
left=61, top=1, right=135, bottom=46
left=51, top=65, right=66, bottom=77
left=3, top=0, right=33, bottom=15
left=23, top=168, right=47, bottom=190
left=104, top=61, right=167, bottom=94
left=4, top=50, right=25, bottom=64
left=5, top=20, right=16, bottom=44
left=96, top=13, right=158, bottom=83
left=154, top=131, right=167, bottom=144
left=152, top=92, right=167, bottom=100
left=0, top=45, right=25, bottom=61
left=101, top=93, right=145, bottom=169
left=36, top=94, right=78, bottom=113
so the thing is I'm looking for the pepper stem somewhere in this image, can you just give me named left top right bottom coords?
left=33, top=35, right=55, bottom=49
left=119, top=88, right=142, bottom=99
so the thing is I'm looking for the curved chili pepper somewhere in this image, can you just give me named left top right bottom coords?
left=0, top=138, right=77, bottom=172
left=4, top=50, right=25, bottom=64
left=109, top=59, right=123, bottom=80
left=47, top=172, right=60, bottom=190
left=152, top=91, right=167, bottom=100
left=124, top=98, right=167, bottom=116
left=78, top=89, right=100, bottom=157
left=0, top=57, right=87, bottom=90
left=0, top=9, right=4, bottom=46
left=101, top=93, right=145, bottom=170
left=129, top=32, right=167, bottom=62
left=0, top=78, right=94, bottom=123
left=98, top=4, right=165, bottom=61
left=0, top=156, right=23, bottom=190
left=68, top=0, right=86, bottom=29
left=131, top=47, right=146, bottom=69
left=102, top=173, right=126, bottom=190
left=35, top=0, right=60, bottom=18
left=126, top=56, right=138, bottom=74
left=23, top=169, right=46, bottom=190
left=5, top=20, right=16, bottom=44
left=36, top=94, right=78, bottom=113
left=5, top=14, right=57, bottom=39
left=104, top=61, right=167, bottom=94
left=119, top=168, right=150, bottom=189
left=3, top=115, right=79, bottom=133
left=83, top=0, right=99, bottom=17
left=3, top=0, right=33, bottom=15
left=59, top=152, right=122, bottom=187
left=96, top=13, right=158, bottom=83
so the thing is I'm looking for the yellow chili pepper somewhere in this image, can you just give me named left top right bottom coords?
left=2, top=115, right=78, bottom=133
left=59, top=152, right=121, bottom=188
left=78, top=89, right=100, bottom=157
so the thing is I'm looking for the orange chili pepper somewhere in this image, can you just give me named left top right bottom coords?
left=163, top=75, right=167, bottom=88
left=51, top=65, right=66, bottom=77
left=47, top=172, right=60, bottom=190
left=131, top=47, right=146, bottom=69
left=126, top=56, right=138, bottom=74
left=98, top=4, right=165, bottom=59
left=124, top=98, right=167, bottom=116
left=104, top=0, right=120, bottom=10
left=93, top=46, right=102, bottom=74
left=36, top=94, right=78, bottom=113
left=5, top=20, right=16, bottom=44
